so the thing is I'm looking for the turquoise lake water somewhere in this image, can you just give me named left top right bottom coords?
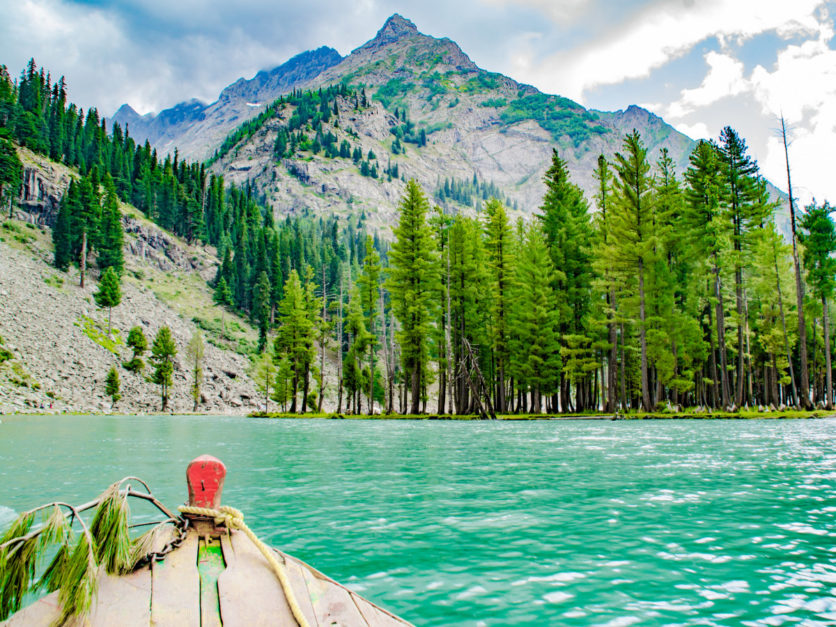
left=1, top=415, right=835, bottom=625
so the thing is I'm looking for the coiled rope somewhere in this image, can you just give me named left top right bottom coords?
left=178, top=505, right=310, bottom=627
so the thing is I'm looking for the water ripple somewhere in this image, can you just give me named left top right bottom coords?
left=1, top=415, right=835, bottom=625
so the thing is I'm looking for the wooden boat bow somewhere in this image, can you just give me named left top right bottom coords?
left=1, top=455, right=411, bottom=626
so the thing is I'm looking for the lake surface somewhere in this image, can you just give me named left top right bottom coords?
left=1, top=415, right=835, bottom=626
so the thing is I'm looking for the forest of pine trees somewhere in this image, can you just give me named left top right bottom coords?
left=1, top=60, right=834, bottom=414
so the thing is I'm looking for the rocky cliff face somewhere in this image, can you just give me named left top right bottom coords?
left=0, top=149, right=261, bottom=415
left=111, top=47, right=343, bottom=160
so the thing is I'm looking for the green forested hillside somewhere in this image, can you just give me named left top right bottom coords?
left=1, top=60, right=833, bottom=415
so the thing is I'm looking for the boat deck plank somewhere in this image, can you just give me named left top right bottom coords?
left=352, top=594, right=411, bottom=627
left=281, top=554, right=320, bottom=626
left=218, top=529, right=297, bottom=626
left=1, top=591, right=60, bottom=626
left=301, top=561, right=369, bottom=626
left=90, top=567, right=152, bottom=626
left=151, top=529, right=200, bottom=627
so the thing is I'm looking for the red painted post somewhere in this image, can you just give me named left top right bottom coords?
left=186, top=455, right=227, bottom=509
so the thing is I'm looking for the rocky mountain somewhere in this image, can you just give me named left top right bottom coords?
left=113, top=14, right=783, bottom=227
left=209, top=14, right=696, bottom=224
left=111, top=46, right=343, bottom=160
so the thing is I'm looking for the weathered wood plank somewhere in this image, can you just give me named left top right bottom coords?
left=1, top=591, right=61, bottom=626
left=282, top=555, right=320, bottom=626
left=351, top=594, right=412, bottom=627
left=218, top=530, right=296, bottom=626
left=90, top=566, right=152, bottom=626
left=151, top=530, right=200, bottom=627
left=301, top=565, right=368, bottom=626
left=275, top=549, right=412, bottom=627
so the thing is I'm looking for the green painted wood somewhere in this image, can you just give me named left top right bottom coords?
left=197, top=537, right=225, bottom=627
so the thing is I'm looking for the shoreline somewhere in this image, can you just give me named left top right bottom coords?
left=3, top=411, right=833, bottom=420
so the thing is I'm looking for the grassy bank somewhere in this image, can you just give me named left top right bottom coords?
left=248, top=410, right=834, bottom=420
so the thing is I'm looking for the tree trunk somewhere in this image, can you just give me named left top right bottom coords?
left=389, top=309, right=396, bottom=413
left=744, top=289, right=754, bottom=406
left=638, top=256, right=651, bottom=411
left=290, top=370, right=298, bottom=413
left=319, top=268, right=327, bottom=414
left=607, top=290, right=618, bottom=412
left=337, top=277, right=344, bottom=414
left=80, top=230, right=87, bottom=288
left=774, top=252, right=799, bottom=406
left=824, top=295, right=833, bottom=409
left=714, top=262, right=731, bottom=407
left=782, top=116, right=811, bottom=408
left=619, top=323, right=627, bottom=410
left=735, top=264, right=745, bottom=407
left=771, top=355, right=780, bottom=406
left=707, top=303, right=719, bottom=409
left=410, top=363, right=420, bottom=414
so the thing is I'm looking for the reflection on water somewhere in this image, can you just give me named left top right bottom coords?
left=1, top=415, right=835, bottom=625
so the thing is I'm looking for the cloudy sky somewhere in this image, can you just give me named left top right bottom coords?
left=2, top=0, right=834, bottom=204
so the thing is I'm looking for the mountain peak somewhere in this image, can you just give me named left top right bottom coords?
left=375, top=14, right=418, bottom=43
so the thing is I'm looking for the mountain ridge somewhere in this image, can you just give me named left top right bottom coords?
left=199, top=15, right=697, bottom=223
left=111, top=46, right=343, bottom=157
left=110, top=14, right=790, bottom=229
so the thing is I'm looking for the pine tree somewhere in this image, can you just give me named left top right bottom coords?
left=94, top=266, right=121, bottom=333
left=483, top=198, right=514, bottom=412
left=0, top=137, right=22, bottom=217
left=96, top=179, right=124, bottom=275
left=343, top=286, right=370, bottom=414
left=447, top=215, right=488, bottom=414
left=509, top=225, right=561, bottom=413
left=53, top=182, right=74, bottom=270
left=386, top=180, right=438, bottom=414
left=799, top=201, right=836, bottom=409
left=213, top=276, right=233, bottom=335
left=124, top=326, right=147, bottom=372
left=357, top=235, right=381, bottom=413
left=253, top=271, right=271, bottom=352
left=718, top=126, right=764, bottom=406
left=592, top=154, right=618, bottom=411
left=186, top=331, right=204, bottom=412
left=251, top=351, right=277, bottom=413
left=608, top=130, right=654, bottom=411
left=275, top=269, right=314, bottom=413
left=751, top=221, right=797, bottom=407
left=683, top=140, right=730, bottom=408
left=75, top=175, right=99, bottom=288
left=105, top=365, right=121, bottom=410
left=151, top=326, right=176, bottom=411
left=537, top=148, right=593, bottom=411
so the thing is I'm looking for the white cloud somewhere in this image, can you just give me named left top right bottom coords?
left=481, top=0, right=589, bottom=24
left=511, top=0, right=826, bottom=103
left=647, top=7, right=836, bottom=205
left=753, top=23, right=836, bottom=205
left=667, top=52, right=745, bottom=118
left=671, top=120, right=711, bottom=141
